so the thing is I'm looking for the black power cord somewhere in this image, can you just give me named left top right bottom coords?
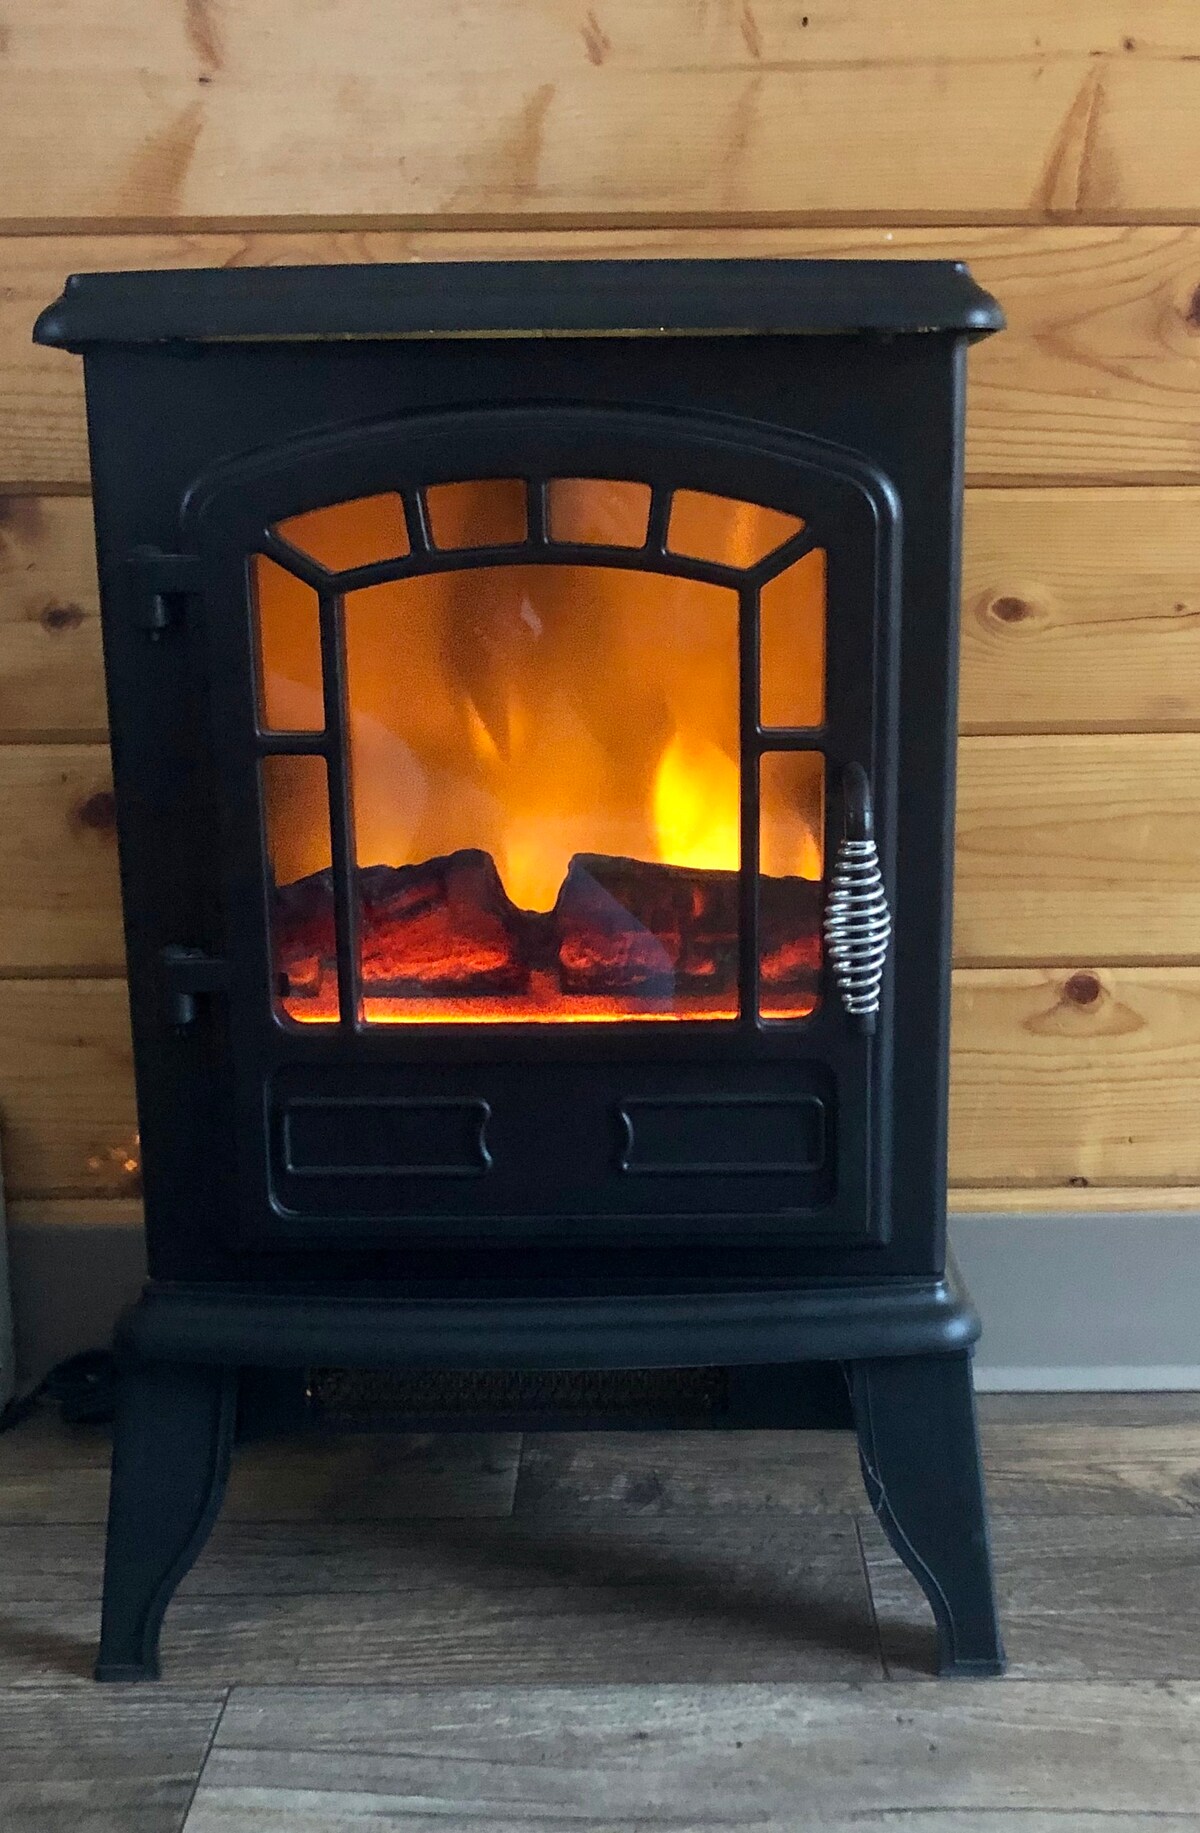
left=0, top=1349, right=117, bottom=1433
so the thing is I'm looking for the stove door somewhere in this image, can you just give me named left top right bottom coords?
left=184, top=405, right=897, bottom=1248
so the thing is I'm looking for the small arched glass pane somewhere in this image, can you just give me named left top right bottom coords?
left=760, top=548, right=827, bottom=729
left=667, top=491, right=804, bottom=569
left=274, top=494, right=408, bottom=571
left=546, top=478, right=652, bottom=548
left=252, top=555, right=324, bottom=732
left=425, top=479, right=527, bottom=550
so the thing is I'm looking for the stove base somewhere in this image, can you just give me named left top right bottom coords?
left=95, top=1272, right=1004, bottom=1681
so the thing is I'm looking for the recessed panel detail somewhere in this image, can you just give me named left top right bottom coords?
left=617, top=1094, right=826, bottom=1175
left=282, top=1096, right=492, bottom=1177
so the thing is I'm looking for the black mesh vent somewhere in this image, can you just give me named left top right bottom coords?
left=307, top=1365, right=730, bottom=1426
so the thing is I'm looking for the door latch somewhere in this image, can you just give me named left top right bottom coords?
left=160, top=946, right=230, bottom=1029
left=127, top=548, right=201, bottom=637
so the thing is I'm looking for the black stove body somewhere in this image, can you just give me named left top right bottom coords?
left=36, top=259, right=1005, bottom=1679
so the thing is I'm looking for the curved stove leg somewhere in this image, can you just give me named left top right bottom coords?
left=850, top=1351, right=1004, bottom=1676
left=96, top=1360, right=236, bottom=1681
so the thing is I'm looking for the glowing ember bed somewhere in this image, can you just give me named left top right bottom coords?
left=36, top=258, right=1007, bottom=1683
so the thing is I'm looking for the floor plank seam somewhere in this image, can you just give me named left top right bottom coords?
left=853, top=1515, right=892, bottom=1681
left=177, top=1687, right=231, bottom=1833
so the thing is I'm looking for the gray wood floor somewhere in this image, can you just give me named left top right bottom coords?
left=3, top=1394, right=1200, bottom=1830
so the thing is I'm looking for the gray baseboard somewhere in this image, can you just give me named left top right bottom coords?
left=7, top=1209, right=1200, bottom=1391
left=7, top=1219, right=146, bottom=1386
left=953, top=1210, right=1200, bottom=1391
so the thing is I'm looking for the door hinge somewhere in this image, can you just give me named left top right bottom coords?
left=128, top=548, right=201, bottom=637
left=160, top=946, right=230, bottom=1029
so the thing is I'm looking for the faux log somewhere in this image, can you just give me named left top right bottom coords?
left=274, top=850, right=823, bottom=1004
left=275, top=850, right=529, bottom=997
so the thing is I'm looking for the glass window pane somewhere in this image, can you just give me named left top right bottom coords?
left=274, top=494, right=408, bottom=571
left=759, top=752, right=824, bottom=1022
left=546, top=478, right=651, bottom=547
left=760, top=548, right=826, bottom=729
left=667, top=491, right=804, bottom=569
left=252, top=555, right=324, bottom=732
left=425, top=480, right=527, bottom=549
left=264, top=755, right=337, bottom=1025
left=340, top=564, right=741, bottom=1023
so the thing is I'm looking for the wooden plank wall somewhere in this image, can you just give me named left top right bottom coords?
left=1, top=3, right=1199, bottom=1252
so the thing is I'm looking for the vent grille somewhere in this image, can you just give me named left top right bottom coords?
left=307, top=1365, right=730, bottom=1426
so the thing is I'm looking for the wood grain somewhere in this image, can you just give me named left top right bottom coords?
left=5, top=734, right=1200, bottom=987
left=951, top=1184, right=1200, bottom=1213
left=955, top=734, right=1200, bottom=963
left=864, top=1516, right=1200, bottom=1680
left=0, top=746, right=122, bottom=971
left=514, top=1430, right=862, bottom=1516
left=0, top=1514, right=865, bottom=1604
left=11, top=488, right=1200, bottom=741
left=3, top=1404, right=1200, bottom=1828
left=514, top=1410, right=1200, bottom=1520
left=1, top=5, right=1199, bottom=228
left=221, top=1434, right=521, bottom=1524
left=6, top=1197, right=144, bottom=1227
left=160, top=1543, right=873, bottom=1681
left=14, top=1184, right=1195, bottom=1229
left=8, top=226, right=1200, bottom=487
left=0, top=1418, right=113, bottom=1525
left=0, top=1564, right=881, bottom=1687
left=0, top=1416, right=520, bottom=1525
left=183, top=1681, right=1200, bottom=1831
left=0, top=495, right=107, bottom=739
left=0, top=1689, right=225, bottom=1833
left=961, top=488, right=1200, bottom=733
left=977, top=1419, right=1200, bottom=1515
left=5, top=1393, right=1199, bottom=1601
left=3, top=970, right=1200, bottom=1199
left=950, top=967, right=1200, bottom=1189
left=0, top=978, right=136, bottom=1199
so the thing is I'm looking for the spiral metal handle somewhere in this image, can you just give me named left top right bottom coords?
left=824, top=764, right=891, bottom=1035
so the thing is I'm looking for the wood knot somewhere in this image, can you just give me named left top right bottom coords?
left=989, top=594, right=1033, bottom=624
left=1185, top=284, right=1200, bottom=333
left=75, top=789, right=117, bottom=833
left=40, top=601, right=85, bottom=632
left=1063, top=971, right=1102, bottom=1006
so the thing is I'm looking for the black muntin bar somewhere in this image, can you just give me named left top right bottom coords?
left=317, top=589, right=360, bottom=1029
left=401, top=488, right=433, bottom=557
left=316, top=541, right=742, bottom=596
left=749, top=528, right=820, bottom=587
left=645, top=488, right=672, bottom=557
left=526, top=478, right=549, bottom=547
left=256, top=535, right=330, bottom=592
left=738, top=583, right=762, bottom=1026
left=257, top=733, right=328, bottom=758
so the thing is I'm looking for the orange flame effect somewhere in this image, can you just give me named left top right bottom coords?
left=258, top=486, right=825, bottom=1023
